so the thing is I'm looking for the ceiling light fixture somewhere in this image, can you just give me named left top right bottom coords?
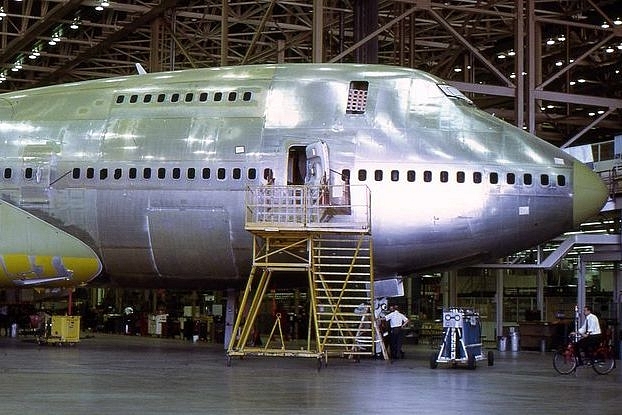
left=546, top=38, right=555, bottom=46
left=96, top=0, right=110, bottom=11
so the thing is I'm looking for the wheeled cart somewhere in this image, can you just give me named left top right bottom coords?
left=38, top=315, right=80, bottom=346
left=429, top=308, right=493, bottom=369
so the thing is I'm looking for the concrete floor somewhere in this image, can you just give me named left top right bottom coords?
left=0, top=334, right=620, bottom=415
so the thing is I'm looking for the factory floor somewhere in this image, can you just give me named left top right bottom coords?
left=0, top=333, right=620, bottom=415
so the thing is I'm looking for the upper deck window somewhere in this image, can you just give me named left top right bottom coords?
left=346, top=81, right=368, bottom=114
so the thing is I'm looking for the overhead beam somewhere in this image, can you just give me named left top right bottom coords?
left=38, top=0, right=184, bottom=85
left=0, top=0, right=83, bottom=66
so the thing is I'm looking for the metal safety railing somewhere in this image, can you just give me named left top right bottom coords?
left=244, top=184, right=371, bottom=233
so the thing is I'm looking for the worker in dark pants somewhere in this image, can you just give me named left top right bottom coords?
left=384, top=305, right=409, bottom=361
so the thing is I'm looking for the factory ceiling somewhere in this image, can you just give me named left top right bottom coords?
left=0, top=0, right=620, bottom=146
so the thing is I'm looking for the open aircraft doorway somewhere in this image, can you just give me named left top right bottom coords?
left=287, top=141, right=330, bottom=186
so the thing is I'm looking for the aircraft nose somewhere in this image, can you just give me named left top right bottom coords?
left=573, top=160, right=608, bottom=227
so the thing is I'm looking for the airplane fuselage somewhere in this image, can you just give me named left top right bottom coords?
left=0, top=64, right=607, bottom=287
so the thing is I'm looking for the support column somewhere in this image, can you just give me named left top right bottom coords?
left=537, top=269, right=544, bottom=321
left=224, top=288, right=237, bottom=350
left=447, top=271, right=457, bottom=307
left=221, top=0, right=229, bottom=66
left=496, top=269, right=504, bottom=343
left=526, top=0, right=537, bottom=134
left=312, top=0, right=323, bottom=63
left=614, top=262, right=622, bottom=329
left=515, top=0, right=525, bottom=129
left=577, top=257, right=586, bottom=312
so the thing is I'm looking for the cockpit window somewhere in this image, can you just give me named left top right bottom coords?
left=437, top=84, right=473, bottom=105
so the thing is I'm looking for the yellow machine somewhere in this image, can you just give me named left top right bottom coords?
left=39, top=315, right=81, bottom=345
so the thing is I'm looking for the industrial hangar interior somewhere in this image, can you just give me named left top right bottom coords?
left=0, top=0, right=621, bottom=364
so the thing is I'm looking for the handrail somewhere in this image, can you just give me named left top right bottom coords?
left=244, top=184, right=371, bottom=233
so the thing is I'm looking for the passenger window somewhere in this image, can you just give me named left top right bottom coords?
left=506, top=172, right=516, bottom=185
left=374, top=170, right=383, bottom=181
left=228, top=92, right=237, bottom=101
left=358, top=169, right=367, bottom=182
left=99, top=168, right=108, bottom=180
left=116, top=95, right=124, bottom=104
left=199, top=92, right=208, bottom=102
left=440, top=171, right=449, bottom=183
left=143, top=94, right=152, bottom=103
left=114, top=168, right=122, bottom=180
left=540, top=174, right=549, bottom=186
left=185, top=93, right=193, bottom=102
left=457, top=171, right=465, bottom=183
left=143, top=168, right=152, bottom=179
left=130, top=95, right=138, bottom=103
left=490, top=172, right=498, bottom=184
left=214, top=92, right=223, bottom=102
left=424, top=170, right=432, bottom=182
left=203, top=168, right=211, bottom=180
left=188, top=168, right=196, bottom=180
left=171, top=93, right=180, bottom=103
left=173, top=168, right=181, bottom=179
left=129, top=168, right=137, bottom=179
left=407, top=170, right=416, bottom=182
left=524, top=173, right=532, bottom=185
left=248, top=168, right=257, bottom=180
left=157, top=94, right=166, bottom=103
left=24, top=167, right=33, bottom=179
left=473, top=172, right=482, bottom=184
left=87, top=167, right=94, bottom=179
left=391, top=170, right=399, bottom=182
left=233, top=168, right=241, bottom=180
left=218, top=168, right=226, bottom=180
left=158, top=168, right=166, bottom=179
left=4, top=168, right=11, bottom=179
left=557, top=175, right=566, bottom=186
left=243, top=91, right=252, bottom=101
left=72, top=168, right=80, bottom=179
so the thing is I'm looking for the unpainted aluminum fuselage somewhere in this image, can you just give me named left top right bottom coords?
left=0, top=64, right=607, bottom=287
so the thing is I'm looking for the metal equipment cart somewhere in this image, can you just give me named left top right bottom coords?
left=37, top=315, right=81, bottom=346
left=429, top=308, right=494, bottom=369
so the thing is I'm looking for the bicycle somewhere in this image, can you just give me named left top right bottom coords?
left=553, top=334, right=616, bottom=375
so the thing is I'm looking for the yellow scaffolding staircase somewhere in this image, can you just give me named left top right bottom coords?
left=226, top=184, right=386, bottom=368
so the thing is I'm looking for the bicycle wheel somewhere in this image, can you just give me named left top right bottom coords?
left=553, top=349, right=576, bottom=374
left=592, top=350, right=616, bottom=375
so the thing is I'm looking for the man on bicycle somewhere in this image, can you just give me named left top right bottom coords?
left=571, top=305, right=602, bottom=365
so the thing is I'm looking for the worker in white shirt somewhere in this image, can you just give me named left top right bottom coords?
left=384, top=305, right=409, bottom=361
left=571, top=305, right=602, bottom=365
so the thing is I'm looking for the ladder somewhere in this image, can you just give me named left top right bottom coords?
left=312, top=234, right=378, bottom=359
left=226, top=184, right=383, bottom=367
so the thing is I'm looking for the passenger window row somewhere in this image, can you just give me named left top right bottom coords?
left=354, top=169, right=566, bottom=187
left=115, top=90, right=253, bottom=105
left=68, top=166, right=273, bottom=182
left=17, top=166, right=566, bottom=188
